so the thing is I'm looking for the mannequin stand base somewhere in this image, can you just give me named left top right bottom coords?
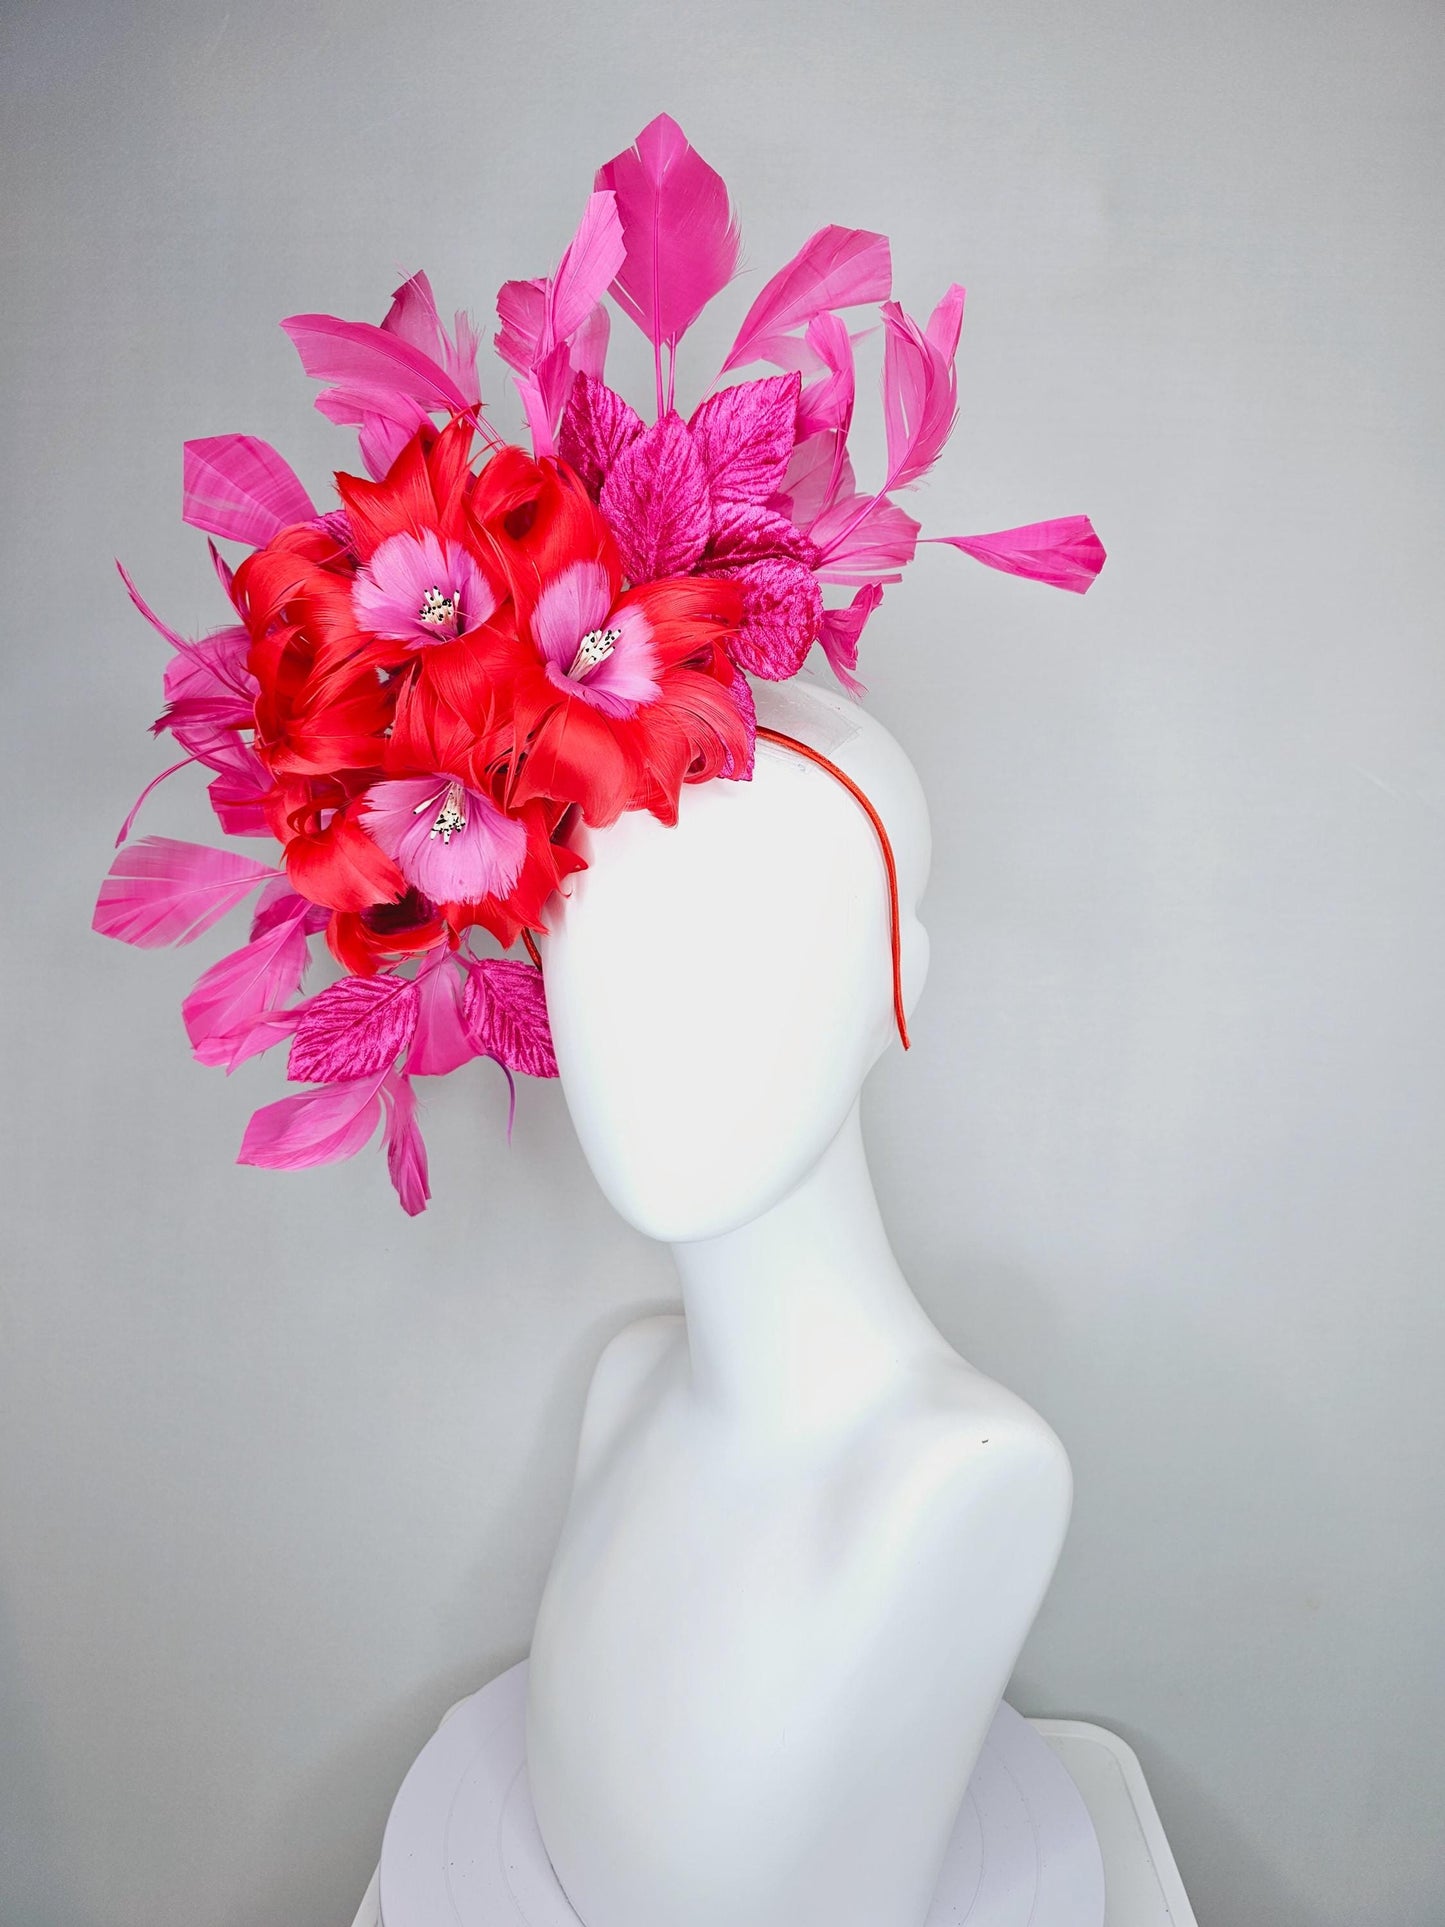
left=377, top=1661, right=1106, bottom=1927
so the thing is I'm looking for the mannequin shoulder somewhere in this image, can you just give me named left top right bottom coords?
left=573, top=1312, right=686, bottom=1480
left=862, top=1358, right=1073, bottom=1534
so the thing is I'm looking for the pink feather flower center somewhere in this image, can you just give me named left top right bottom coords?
left=530, top=560, right=659, bottom=719
left=360, top=775, right=526, bottom=904
left=351, top=531, right=496, bottom=648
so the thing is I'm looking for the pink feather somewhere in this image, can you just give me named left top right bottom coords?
left=817, top=583, right=883, bottom=696
left=182, top=437, right=317, bottom=547
left=722, top=226, right=891, bottom=374
left=407, top=956, right=478, bottom=1078
left=596, top=116, right=740, bottom=359
left=238, top=1072, right=389, bottom=1172
left=880, top=291, right=963, bottom=493
left=93, top=838, right=277, bottom=948
left=810, top=493, right=920, bottom=584
left=381, top=1072, right=431, bottom=1215
left=288, top=973, right=420, bottom=1084
left=928, top=517, right=1107, bottom=593
left=183, top=916, right=312, bottom=1067
left=207, top=750, right=273, bottom=837
left=116, top=561, right=188, bottom=651
left=281, top=311, right=478, bottom=418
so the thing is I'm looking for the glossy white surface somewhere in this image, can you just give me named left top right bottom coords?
left=374, top=1662, right=1106, bottom=1927
left=525, top=682, right=1073, bottom=1927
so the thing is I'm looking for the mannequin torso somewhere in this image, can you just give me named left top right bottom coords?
left=525, top=681, right=1072, bottom=1927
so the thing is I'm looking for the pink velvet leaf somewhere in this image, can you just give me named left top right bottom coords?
left=880, top=293, right=961, bottom=492
left=817, top=583, right=883, bottom=696
left=406, top=955, right=478, bottom=1077
left=722, top=226, right=891, bottom=373
left=381, top=1071, right=431, bottom=1215
left=558, top=375, right=645, bottom=498
left=93, top=838, right=278, bottom=948
left=724, top=558, right=823, bottom=681
left=182, top=437, right=316, bottom=547
left=810, top=492, right=921, bottom=583
left=238, top=1072, right=389, bottom=1172
left=183, top=916, right=312, bottom=1067
left=595, top=115, right=739, bottom=350
left=707, top=501, right=818, bottom=568
left=687, top=374, right=800, bottom=505
left=288, top=973, right=420, bottom=1084
left=598, top=413, right=711, bottom=579
left=465, top=959, right=558, bottom=1079
left=929, top=517, right=1107, bottom=593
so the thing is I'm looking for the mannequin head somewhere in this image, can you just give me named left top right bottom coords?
left=540, top=678, right=931, bottom=1243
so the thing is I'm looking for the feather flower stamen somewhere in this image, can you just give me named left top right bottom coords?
left=567, top=626, right=621, bottom=680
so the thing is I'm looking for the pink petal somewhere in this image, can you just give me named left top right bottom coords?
left=288, top=973, right=420, bottom=1084
left=182, top=436, right=317, bottom=547
left=183, top=917, right=312, bottom=1067
left=595, top=115, right=739, bottom=351
left=93, top=838, right=278, bottom=948
left=817, top=583, right=883, bottom=696
left=465, top=959, right=558, bottom=1079
left=558, top=375, right=645, bottom=498
left=687, top=374, right=800, bottom=506
left=238, top=1073, right=388, bottom=1172
left=724, top=558, right=823, bottom=681
left=722, top=226, right=891, bottom=374
left=406, top=955, right=478, bottom=1077
left=927, top=517, right=1107, bottom=594
left=381, top=1072, right=431, bottom=1215
left=598, top=413, right=711, bottom=580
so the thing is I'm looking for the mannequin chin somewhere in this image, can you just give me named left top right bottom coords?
left=541, top=677, right=932, bottom=1243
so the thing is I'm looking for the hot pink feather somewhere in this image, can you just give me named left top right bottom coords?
left=183, top=916, right=312, bottom=1067
left=238, top=1072, right=390, bottom=1172
left=722, top=226, right=891, bottom=373
left=381, top=1072, right=431, bottom=1215
left=596, top=116, right=739, bottom=359
left=93, top=838, right=278, bottom=949
left=928, top=517, right=1107, bottom=593
left=182, top=437, right=317, bottom=547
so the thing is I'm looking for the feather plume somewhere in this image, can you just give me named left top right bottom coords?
left=928, top=517, right=1107, bottom=593
left=182, top=437, right=316, bottom=547
left=880, top=290, right=963, bottom=493
left=722, top=226, right=890, bottom=373
left=183, top=916, right=312, bottom=1067
left=381, top=1072, right=431, bottom=1215
left=93, top=838, right=278, bottom=949
left=596, top=116, right=739, bottom=382
left=237, top=1072, right=389, bottom=1172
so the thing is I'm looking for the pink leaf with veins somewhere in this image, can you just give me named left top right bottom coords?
left=707, top=501, right=818, bottom=569
left=288, top=974, right=420, bottom=1084
left=596, top=115, right=739, bottom=352
left=381, top=1072, right=431, bottom=1215
left=687, top=374, right=801, bottom=506
left=599, top=413, right=711, bottom=580
left=465, top=959, right=558, bottom=1079
left=183, top=917, right=312, bottom=1067
left=559, top=375, right=644, bottom=499
left=722, top=225, right=891, bottom=373
left=93, top=839, right=277, bottom=949
left=238, top=1073, right=388, bottom=1172
left=929, top=517, right=1107, bottom=594
left=723, top=558, right=823, bottom=681
left=182, top=436, right=316, bottom=547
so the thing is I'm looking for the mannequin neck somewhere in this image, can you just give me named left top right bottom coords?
left=670, top=1103, right=952, bottom=1445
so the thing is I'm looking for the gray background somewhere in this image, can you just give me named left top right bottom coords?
left=2, top=2, right=1442, bottom=1922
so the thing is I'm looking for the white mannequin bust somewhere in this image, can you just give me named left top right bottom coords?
left=526, top=677, right=1073, bottom=1927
